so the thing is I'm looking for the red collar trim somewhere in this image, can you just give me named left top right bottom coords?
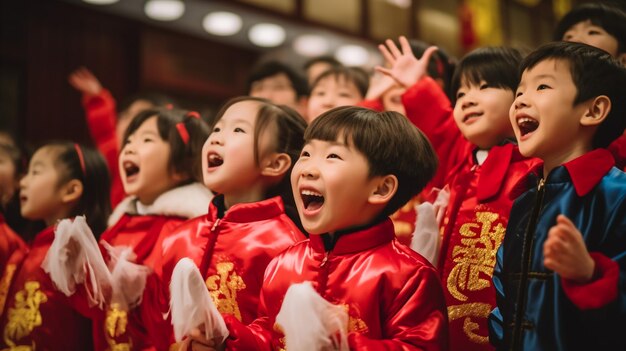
left=477, top=143, right=515, bottom=201
left=208, top=195, right=284, bottom=223
left=310, top=219, right=395, bottom=254
left=32, top=226, right=56, bottom=247
left=564, top=148, right=615, bottom=197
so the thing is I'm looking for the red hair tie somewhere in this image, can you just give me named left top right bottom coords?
left=74, top=143, right=86, bottom=177
left=186, top=111, right=201, bottom=119
left=176, top=123, right=190, bottom=145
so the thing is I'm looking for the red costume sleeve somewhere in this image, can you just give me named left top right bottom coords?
left=82, top=89, right=125, bottom=206
left=401, top=77, right=469, bottom=193
left=358, top=99, right=385, bottom=112
left=561, top=252, right=619, bottom=310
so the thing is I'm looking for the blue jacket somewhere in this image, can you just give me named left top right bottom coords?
left=489, top=149, right=626, bottom=351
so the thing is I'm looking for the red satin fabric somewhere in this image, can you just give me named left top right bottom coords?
left=227, top=219, right=448, bottom=351
left=138, top=195, right=305, bottom=350
left=0, top=214, right=27, bottom=298
left=0, top=226, right=99, bottom=350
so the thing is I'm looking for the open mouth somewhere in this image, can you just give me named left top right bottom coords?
left=123, top=161, right=140, bottom=179
left=301, top=189, right=324, bottom=211
left=207, top=153, right=223, bottom=168
left=463, top=112, right=483, bottom=123
left=517, top=117, right=539, bottom=136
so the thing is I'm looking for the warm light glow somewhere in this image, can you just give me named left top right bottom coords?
left=335, top=45, right=370, bottom=66
left=144, top=0, right=185, bottom=21
left=203, top=11, right=243, bottom=36
left=293, top=34, right=329, bottom=57
left=248, top=23, right=286, bottom=47
left=82, top=0, right=119, bottom=4
left=386, top=0, right=411, bottom=8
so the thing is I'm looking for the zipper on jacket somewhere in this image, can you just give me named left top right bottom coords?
left=317, top=251, right=331, bottom=297
left=511, top=178, right=545, bottom=350
left=200, top=218, right=221, bottom=276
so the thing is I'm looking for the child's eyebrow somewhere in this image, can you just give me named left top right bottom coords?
left=533, top=73, right=556, bottom=80
left=230, top=118, right=253, bottom=126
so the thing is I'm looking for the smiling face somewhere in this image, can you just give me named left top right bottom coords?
left=202, top=100, right=277, bottom=205
left=306, top=76, right=363, bottom=123
left=119, top=116, right=182, bottom=205
left=290, top=138, right=385, bottom=235
left=452, top=79, right=515, bottom=149
left=562, top=20, right=620, bottom=57
left=511, top=59, right=591, bottom=170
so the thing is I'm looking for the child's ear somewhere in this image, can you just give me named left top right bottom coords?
left=261, top=153, right=292, bottom=178
left=580, top=95, right=611, bottom=127
left=61, top=179, right=84, bottom=204
left=368, top=175, right=398, bottom=205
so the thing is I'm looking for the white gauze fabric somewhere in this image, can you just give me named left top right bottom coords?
left=102, top=242, right=152, bottom=310
left=411, top=186, right=450, bottom=265
left=275, top=281, right=349, bottom=351
left=169, top=257, right=228, bottom=343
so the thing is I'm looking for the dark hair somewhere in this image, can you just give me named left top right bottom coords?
left=409, top=40, right=456, bottom=99
left=246, top=61, right=309, bottom=98
left=123, top=108, right=210, bottom=183
left=451, top=47, right=523, bottom=104
left=520, top=41, right=626, bottom=148
left=0, top=143, right=25, bottom=181
left=212, top=96, right=307, bottom=204
left=305, top=106, right=438, bottom=219
left=45, top=142, right=111, bottom=237
left=118, top=91, right=174, bottom=118
left=553, top=2, right=626, bottom=53
left=303, top=56, right=342, bottom=71
left=310, top=66, right=369, bottom=98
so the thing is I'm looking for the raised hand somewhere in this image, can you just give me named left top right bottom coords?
left=68, top=67, right=103, bottom=96
left=365, top=71, right=399, bottom=101
left=375, top=36, right=438, bottom=89
left=543, top=214, right=595, bottom=283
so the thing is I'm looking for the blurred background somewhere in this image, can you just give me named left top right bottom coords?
left=0, top=0, right=621, bottom=150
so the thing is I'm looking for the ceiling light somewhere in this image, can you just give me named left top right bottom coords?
left=293, top=35, right=329, bottom=57
left=83, top=0, right=119, bottom=4
left=335, top=45, right=370, bottom=66
left=144, top=0, right=185, bottom=21
left=386, top=0, right=411, bottom=8
left=203, top=11, right=243, bottom=36
left=248, top=23, right=286, bottom=48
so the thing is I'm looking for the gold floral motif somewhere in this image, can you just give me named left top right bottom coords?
left=105, top=303, right=131, bottom=351
left=340, top=304, right=368, bottom=334
left=206, top=261, right=246, bottom=321
left=0, top=264, right=17, bottom=315
left=447, top=302, right=491, bottom=344
left=447, top=211, right=505, bottom=301
left=3, top=281, right=47, bottom=350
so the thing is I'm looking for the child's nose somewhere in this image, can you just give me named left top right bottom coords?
left=461, top=97, right=476, bottom=109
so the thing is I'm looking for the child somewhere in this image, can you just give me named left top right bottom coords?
left=89, top=107, right=213, bottom=350
left=247, top=61, right=309, bottom=118
left=489, top=42, right=626, bottom=351
left=69, top=67, right=171, bottom=207
left=377, top=37, right=539, bottom=351
left=306, top=66, right=369, bottom=123
left=135, top=96, right=307, bottom=350
left=0, top=141, right=111, bottom=350
left=303, top=55, right=342, bottom=85
left=191, top=106, right=447, bottom=350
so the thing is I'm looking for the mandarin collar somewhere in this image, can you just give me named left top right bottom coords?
left=207, top=194, right=285, bottom=223
left=309, top=218, right=395, bottom=255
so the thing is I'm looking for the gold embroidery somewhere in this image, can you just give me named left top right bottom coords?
left=0, top=264, right=17, bottom=315
left=447, top=303, right=491, bottom=344
left=3, top=281, right=47, bottom=350
left=339, top=304, right=368, bottom=334
left=392, top=221, right=412, bottom=236
left=206, top=261, right=246, bottom=321
left=104, top=303, right=132, bottom=351
left=447, top=211, right=505, bottom=301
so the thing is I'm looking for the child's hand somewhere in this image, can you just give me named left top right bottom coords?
left=543, top=214, right=595, bottom=283
left=375, top=36, right=438, bottom=89
left=180, top=327, right=224, bottom=351
left=68, top=67, right=103, bottom=96
left=364, top=71, right=398, bottom=101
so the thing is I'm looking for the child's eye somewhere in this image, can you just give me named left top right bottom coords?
left=515, top=91, right=523, bottom=98
left=143, top=138, right=153, bottom=143
left=537, top=84, right=550, bottom=90
left=234, top=127, right=245, bottom=133
left=300, top=151, right=310, bottom=157
left=339, top=92, right=354, bottom=98
left=456, top=92, right=465, bottom=99
left=588, top=30, right=601, bottom=35
left=479, top=83, right=490, bottom=90
left=212, top=127, right=221, bottom=133
left=327, top=153, right=342, bottom=160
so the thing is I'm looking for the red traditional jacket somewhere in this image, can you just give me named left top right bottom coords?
left=225, top=219, right=449, bottom=351
left=0, top=226, right=99, bottom=350
left=0, top=213, right=28, bottom=314
left=94, top=183, right=213, bottom=351
left=402, top=77, right=539, bottom=351
left=82, top=89, right=125, bottom=207
left=137, top=195, right=305, bottom=350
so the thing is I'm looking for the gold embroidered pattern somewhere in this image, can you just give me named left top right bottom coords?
left=447, top=211, right=505, bottom=302
left=104, top=303, right=131, bottom=351
left=3, top=281, right=47, bottom=350
left=447, top=303, right=491, bottom=344
left=391, top=197, right=420, bottom=237
left=206, top=261, right=245, bottom=321
left=340, top=304, right=368, bottom=334
left=0, top=264, right=17, bottom=316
